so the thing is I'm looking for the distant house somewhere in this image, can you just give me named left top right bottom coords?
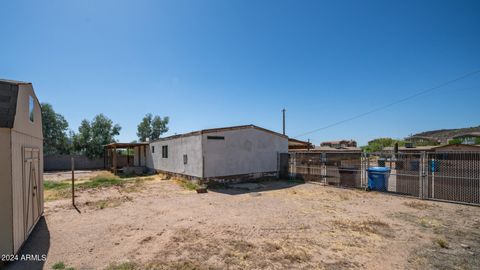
left=452, top=132, right=480, bottom=145
left=320, top=140, right=357, bottom=148
left=288, top=138, right=313, bottom=150
left=404, top=135, right=440, bottom=146
left=383, top=144, right=480, bottom=153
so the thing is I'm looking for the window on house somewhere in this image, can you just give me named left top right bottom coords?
left=151, top=146, right=155, bottom=153
left=207, top=136, right=225, bottom=140
left=29, top=96, right=34, bottom=122
left=183, top=154, right=188, bottom=164
left=162, top=145, right=168, bottom=158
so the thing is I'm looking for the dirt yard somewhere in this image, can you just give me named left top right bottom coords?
left=7, top=171, right=480, bottom=270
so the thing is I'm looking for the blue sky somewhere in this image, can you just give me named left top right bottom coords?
left=1, top=0, right=479, bottom=145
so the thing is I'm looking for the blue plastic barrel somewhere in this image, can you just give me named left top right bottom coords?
left=367, top=167, right=391, bottom=191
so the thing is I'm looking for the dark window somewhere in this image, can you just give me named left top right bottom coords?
left=183, top=154, right=188, bottom=164
left=29, top=96, right=34, bottom=122
left=162, top=145, right=168, bottom=158
left=207, top=136, right=225, bottom=140
left=151, top=146, right=155, bottom=153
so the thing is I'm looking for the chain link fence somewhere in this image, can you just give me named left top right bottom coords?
left=289, top=151, right=480, bottom=205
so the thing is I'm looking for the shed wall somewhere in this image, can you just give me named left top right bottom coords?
left=203, top=128, right=288, bottom=178
left=0, top=128, right=13, bottom=256
left=147, top=135, right=203, bottom=177
left=11, top=131, right=44, bottom=253
left=11, top=84, right=44, bottom=254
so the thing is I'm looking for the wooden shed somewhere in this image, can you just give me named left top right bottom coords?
left=0, top=79, right=44, bottom=256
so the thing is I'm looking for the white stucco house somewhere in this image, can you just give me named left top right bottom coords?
left=145, top=125, right=289, bottom=182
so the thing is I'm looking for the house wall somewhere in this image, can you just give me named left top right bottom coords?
left=202, top=128, right=288, bottom=178
left=147, top=135, right=203, bottom=178
left=0, top=128, right=13, bottom=256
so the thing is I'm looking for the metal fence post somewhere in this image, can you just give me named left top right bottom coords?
left=420, top=152, right=426, bottom=199
left=366, top=153, right=370, bottom=189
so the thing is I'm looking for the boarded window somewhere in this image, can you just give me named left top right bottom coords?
left=29, top=96, right=34, bottom=122
left=183, top=154, right=188, bottom=164
left=207, top=136, right=225, bottom=140
left=162, top=145, right=168, bottom=158
left=151, top=146, right=155, bottom=153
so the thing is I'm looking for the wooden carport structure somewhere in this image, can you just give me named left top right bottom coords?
left=104, top=142, right=149, bottom=174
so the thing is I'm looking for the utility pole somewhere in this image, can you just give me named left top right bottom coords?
left=282, top=108, right=286, bottom=135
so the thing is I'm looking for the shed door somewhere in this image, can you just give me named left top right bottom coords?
left=23, top=147, right=41, bottom=237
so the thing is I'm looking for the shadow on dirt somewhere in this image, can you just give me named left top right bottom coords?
left=5, top=217, right=50, bottom=270
left=208, top=179, right=306, bottom=195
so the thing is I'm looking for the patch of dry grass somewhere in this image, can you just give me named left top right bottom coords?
left=418, top=217, right=442, bottom=230
left=85, top=196, right=133, bottom=210
left=435, top=238, right=448, bottom=249
left=137, top=227, right=314, bottom=269
left=332, top=218, right=392, bottom=237
left=44, top=174, right=158, bottom=201
left=174, top=178, right=200, bottom=191
left=403, top=201, right=431, bottom=210
left=338, top=192, right=351, bottom=201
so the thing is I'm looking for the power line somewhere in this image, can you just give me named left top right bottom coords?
left=294, top=69, right=480, bottom=139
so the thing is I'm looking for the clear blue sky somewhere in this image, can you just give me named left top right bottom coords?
left=1, top=0, right=480, bottom=145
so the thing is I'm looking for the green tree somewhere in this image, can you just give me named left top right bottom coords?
left=73, top=114, right=121, bottom=159
left=41, top=103, right=71, bottom=155
left=137, top=113, right=169, bottom=142
left=363, top=138, right=405, bottom=153
left=448, top=138, right=462, bottom=145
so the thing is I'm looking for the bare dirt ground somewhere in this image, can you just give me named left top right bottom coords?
left=7, top=172, right=480, bottom=270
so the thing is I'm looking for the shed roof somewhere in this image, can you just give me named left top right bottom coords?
left=151, top=124, right=288, bottom=142
left=0, top=80, right=21, bottom=128
left=0, top=79, right=31, bottom=85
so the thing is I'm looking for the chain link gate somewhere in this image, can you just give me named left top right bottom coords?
left=289, top=151, right=480, bottom=206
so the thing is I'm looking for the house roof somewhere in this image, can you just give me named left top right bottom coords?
left=290, top=146, right=362, bottom=153
left=452, top=132, right=480, bottom=139
left=288, top=138, right=312, bottom=146
left=434, top=144, right=480, bottom=151
left=151, top=124, right=288, bottom=142
left=383, top=146, right=438, bottom=152
left=383, top=144, right=480, bottom=152
left=0, top=80, right=20, bottom=128
left=104, top=142, right=149, bottom=149
left=405, top=135, right=439, bottom=141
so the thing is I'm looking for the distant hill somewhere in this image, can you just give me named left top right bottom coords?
left=411, top=125, right=480, bottom=141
